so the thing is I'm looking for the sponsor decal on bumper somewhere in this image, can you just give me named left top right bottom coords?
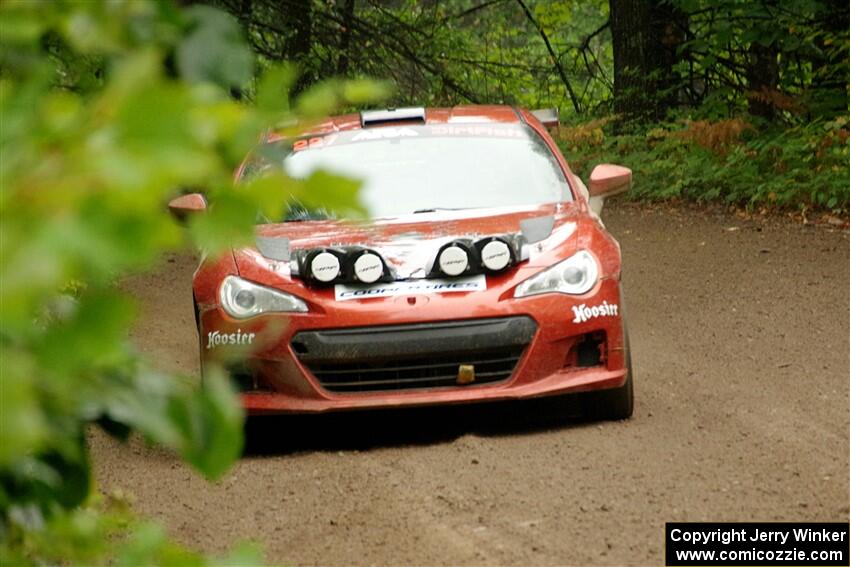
left=207, top=329, right=256, bottom=349
left=571, top=301, right=619, bottom=323
left=335, top=274, right=486, bottom=301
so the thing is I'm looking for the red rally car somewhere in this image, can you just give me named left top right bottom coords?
left=169, top=105, right=635, bottom=420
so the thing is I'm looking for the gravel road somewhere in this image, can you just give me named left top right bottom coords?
left=91, top=201, right=850, bottom=566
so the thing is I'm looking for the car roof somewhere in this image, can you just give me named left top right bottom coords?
left=268, top=105, right=526, bottom=140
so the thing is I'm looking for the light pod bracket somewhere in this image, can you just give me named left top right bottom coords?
left=429, top=235, right=525, bottom=278
left=293, top=247, right=392, bottom=285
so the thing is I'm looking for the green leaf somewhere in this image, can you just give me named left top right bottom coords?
left=0, top=348, right=47, bottom=467
left=295, top=81, right=342, bottom=119
left=210, top=542, right=264, bottom=566
left=301, top=170, right=365, bottom=218
left=342, top=79, right=393, bottom=105
left=97, top=369, right=185, bottom=451
left=255, top=64, right=297, bottom=114
left=37, top=291, right=137, bottom=374
left=167, top=366, right=243, bottom=480
left=176, top=5, right=253, bottom=91
left=188, top=190, right=259, bottom=252
left=115, top=522, right=201, bottom=567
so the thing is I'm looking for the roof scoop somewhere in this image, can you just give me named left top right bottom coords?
left=255, top=236, right=290, bottom=261
left=530, top=108, right=559, bottom=129
left=360, top=107, right=426, bottom=127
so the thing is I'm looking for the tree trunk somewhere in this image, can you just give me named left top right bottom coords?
left=336, top=0, right=356, bottom=76
left=610, top=0, right=688, bottom=123
left=610, top=0, right=651, bottom=121
left=746, top=41, right=779, bottom=120
left=238, top=0, right=252, bottom=27
left=811, top=0, right=849, bottom=117
left=284, top=0, right=314, bottom=96
left=649, top=1, right=687, bottom=113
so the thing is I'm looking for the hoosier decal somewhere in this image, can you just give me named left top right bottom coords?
left=571, top=301, right=619, bottom=324
left=206, top=329, right=255, bottom=349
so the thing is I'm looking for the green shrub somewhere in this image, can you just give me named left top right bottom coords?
left=557, top=115, right=850, bottom=211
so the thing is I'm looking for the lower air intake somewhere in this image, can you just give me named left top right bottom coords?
left=291, top=317, right=536, bottom=393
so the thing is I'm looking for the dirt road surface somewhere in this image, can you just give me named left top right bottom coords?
left=91, top=202, right=850, bottom=566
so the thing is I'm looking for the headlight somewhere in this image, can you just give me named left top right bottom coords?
left=514, top=250, right=599, bottom=298
left=220, top=276, right=308, bottom=318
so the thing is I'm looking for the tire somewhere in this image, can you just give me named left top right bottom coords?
left=579, top=325, right=634, bottom=421
left=194, top=298, right=207, bottom=385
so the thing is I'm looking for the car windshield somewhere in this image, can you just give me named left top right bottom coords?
left=271, top=123, right=571, bottom=220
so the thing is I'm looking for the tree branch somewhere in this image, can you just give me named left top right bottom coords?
left=445, top=0, right=508, bottom=21
left=515, top=0, right=581, bottom=113
left=579, top=19, right=610, bottom=51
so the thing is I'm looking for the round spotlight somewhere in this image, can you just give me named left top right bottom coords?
left=438, top=245, right=469, bottom=276
left=481, top=240, right=511, bottom=271
left=353, top=252, right=384, bottom=283
left=310, top=251, right=341, bottom=282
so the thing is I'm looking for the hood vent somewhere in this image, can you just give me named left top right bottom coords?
left=255, top=236, right=290, bottom=261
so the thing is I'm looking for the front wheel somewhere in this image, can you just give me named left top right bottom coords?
left=578, top=326, right=634, bottom=421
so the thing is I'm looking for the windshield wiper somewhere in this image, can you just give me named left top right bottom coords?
left=412, top=207, right=466, bottom=214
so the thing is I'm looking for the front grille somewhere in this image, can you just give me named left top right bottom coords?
left=307, top=347, right=526, bottom=392
left=291, top=317, right=536, bottom=393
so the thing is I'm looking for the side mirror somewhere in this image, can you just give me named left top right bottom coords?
left=588, top=164, right=632, bottom=198
left=168, top=193, right=207, bottom=221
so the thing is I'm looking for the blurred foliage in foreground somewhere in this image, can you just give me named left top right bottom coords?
left=558, top=113, right=850, bottom=211
left=0, top=1, right=383, bottom=563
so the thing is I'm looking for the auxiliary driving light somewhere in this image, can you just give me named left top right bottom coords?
left=353, top=251, right=384, bottom=283
left=479, top=238, right=512, bottom=272
left=438, top=245, right=470, bottom=276
left=309, top=251, right=341, bottom=282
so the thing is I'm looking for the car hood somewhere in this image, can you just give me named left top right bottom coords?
left=233, top=202, right=588, bottom=285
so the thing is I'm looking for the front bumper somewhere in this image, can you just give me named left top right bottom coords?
left=199, top=276, right=627, bottom=414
